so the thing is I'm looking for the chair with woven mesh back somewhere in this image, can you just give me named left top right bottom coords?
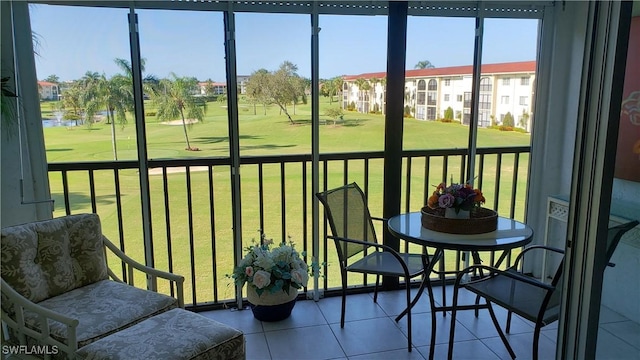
left=447, top=220, right=639, bottom=360
left=316, top=182, right=440, bottom=352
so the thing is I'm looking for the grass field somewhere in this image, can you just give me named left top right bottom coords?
left=42, top=96, right=531, bottom=306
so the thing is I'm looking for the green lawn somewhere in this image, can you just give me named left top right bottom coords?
left=43, top=96, right=531, bottom=305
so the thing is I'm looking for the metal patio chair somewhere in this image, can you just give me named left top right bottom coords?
left=316, top=182, right=440, bottom=352
left=448, top=220, right=639, bottom=360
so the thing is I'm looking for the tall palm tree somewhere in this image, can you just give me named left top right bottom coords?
left=414, top=60, right=436, bottom=69
left=77, top=71, right=102, bottom=126
left=354, top=78, right=370, bottom=113
left=152, top=73, right=206, bottom=151
left=81, top=73, right=130, bottom=160
left=330, top=77, right=344, bottom=105
left=101, top=75, right=131, bottom=160
left=369, top=78, right=380, bottom=111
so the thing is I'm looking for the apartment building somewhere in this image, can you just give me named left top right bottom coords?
left=342, top=61, right=536, bottom=131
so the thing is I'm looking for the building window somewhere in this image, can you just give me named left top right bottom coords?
left=479, top=94, right=491, bottom=110
left=519, top=96, right=528, bottom=105
left=521, top=77, right=530, bottom=85
left=444, top=79, right=451, bottom=86
left=463, top=92, right=472, bottom=108
left=457, top=94, right=463, bottom=102
left=427, top=93, right=436, bottom=106
left=417, top=80, right=426, bottom=105
left=479, top=77, right=492, bottom=92
left=444, top=94, right=450, bottom=101
left=501, top=96, right=509, bottom=104
left=416, top=106, right=425, bottom=120
left=500, top=114, right=505, bottom=122
left=427, top=79, right=437, bottom=91
left=427, top=107, right=436, bottom=120
left=502, top=78, right=510, bottom=85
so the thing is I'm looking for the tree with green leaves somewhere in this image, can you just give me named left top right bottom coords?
left=519, top=109, right=530, bottom=129
left=369, top=78, right=380, bottom=111
left=265, top=61, right=300, bottom=124
left=324, top=107, right=344, bottom=126
left=444, top=106, right=454, bottom=120
left=414, top=60, right=435, bottom=69
left=78, top=71, right=131, bottom=160
left=330, top=76, right=344, bottom=104
left=44, top=74, right=60, bottom=84
left=246, top=69, right=271, bottom=115
left=151, top=73, right=206, bottom=151
left=503, top=112, right=515, bottom=127
left=354, top=78, right=371, bottom=113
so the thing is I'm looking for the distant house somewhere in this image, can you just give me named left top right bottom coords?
left=342, top=60, right=536, bottom=131
left=197, top=81, right=227, bottom=96
left=237, top=75, right=249, bottom=95
left=38, top=81, right=59, bottom=101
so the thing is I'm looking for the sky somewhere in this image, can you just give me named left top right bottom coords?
left=29, top=4, right=539, bottom=83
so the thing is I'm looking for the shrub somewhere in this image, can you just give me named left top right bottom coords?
left=444, top=106, right=454, bottom=120
left=145, top=111, right=156, bottom=117
left=503, top=112, right=515, bottom=127
left=372, top=103, right=380, bottom=113
left=499, top=125, right=514, bottom=131
left=404, top=105, right=412, bottom=117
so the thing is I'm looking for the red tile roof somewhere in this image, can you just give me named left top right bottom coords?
left=38, top=81, right=58, bottom=86
left=342, top=61, right=536, bottom=80
left=198, top=82, right=226, bottom=87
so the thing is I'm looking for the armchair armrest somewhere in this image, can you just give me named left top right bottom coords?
left=103, top=236, right=185, bottom=308
left=1, top=278, right=79, bottom=359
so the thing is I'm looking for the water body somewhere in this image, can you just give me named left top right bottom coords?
left=42, top=119, right=78, bottom=128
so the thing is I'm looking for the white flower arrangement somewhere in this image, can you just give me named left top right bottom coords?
left=232, top=234, right=311, bottom=297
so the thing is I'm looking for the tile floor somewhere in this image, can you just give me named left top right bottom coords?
left=200, top=286, right=640, bottom=360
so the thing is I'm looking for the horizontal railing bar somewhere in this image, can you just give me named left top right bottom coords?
left=48, top=146, right=531, bottom=172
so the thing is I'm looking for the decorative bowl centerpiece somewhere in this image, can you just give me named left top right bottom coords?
left=421, top=180, right=497, bottom=234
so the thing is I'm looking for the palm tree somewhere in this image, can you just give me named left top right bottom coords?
left=151, top=73, right=206, bottom=151
left=101, top=75, right=131, bottom=160
left=354, top=78, right=371, bottom=113
left=414, top=60, right=436, bottom=69
left=77, top=71, right=102, bottom=126
left=80, top=72, right=130, bottom=160
left=330, top=77, right=344, bottom=105
left=380, top=76, right=387, bottom=114
left=369, top=78, right=380, bottom=112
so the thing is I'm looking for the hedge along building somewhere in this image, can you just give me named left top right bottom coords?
left=342, top=60, right=536, bottom=131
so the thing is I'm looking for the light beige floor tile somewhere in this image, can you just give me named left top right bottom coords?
left=330, top=317, right=410, bottom=356
left=264, top=325, right=346, bottom=360
left=260, top=299, right=327, bottom=332
left=316, top=292, right=387, bottom=324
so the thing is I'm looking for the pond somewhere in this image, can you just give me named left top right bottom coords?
left=42, top=119, right=79, bottom=128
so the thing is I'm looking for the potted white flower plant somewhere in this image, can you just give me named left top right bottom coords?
left=231, top=233, right=311, bottom=321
